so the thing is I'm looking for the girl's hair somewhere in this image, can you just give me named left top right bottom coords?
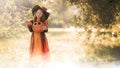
left=32, top=5, right=49, bottom=22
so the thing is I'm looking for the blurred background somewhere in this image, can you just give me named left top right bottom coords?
left=0, top=0, right=120, bottom=68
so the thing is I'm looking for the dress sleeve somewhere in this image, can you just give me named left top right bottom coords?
left=26, top=20, right=33, bottom=32
left=45, top=20, right=49, bottom=27
left=43, top=20, right=49, bottom=32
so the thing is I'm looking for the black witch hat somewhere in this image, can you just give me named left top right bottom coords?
left=32, top=5, right=50, bottom=20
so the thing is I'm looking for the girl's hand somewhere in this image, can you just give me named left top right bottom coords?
left=42, top=26, right=47, bottom=31
left=40, top=23, right=47, bottom=31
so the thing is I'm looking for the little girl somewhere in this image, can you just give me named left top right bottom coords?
left=25, top=5, right=50, bottom=61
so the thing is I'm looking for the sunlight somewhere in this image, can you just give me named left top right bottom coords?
left=101, top=28, right=105, bottom=32
left=47, top=9, right=52, bottom=13
left=0, top=0, right=120, bottom=68
left=67, top=26, right=76, bottom=32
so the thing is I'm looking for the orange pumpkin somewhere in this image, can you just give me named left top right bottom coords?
left=32, top=22, right=43, bottom=33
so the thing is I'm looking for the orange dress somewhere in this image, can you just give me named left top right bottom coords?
left=26, top=20, right=49, bottom=61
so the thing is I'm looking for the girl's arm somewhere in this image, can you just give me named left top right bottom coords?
left=25, top=20, right=33, bottom=32
left=43, top=20, right=48, bottom=32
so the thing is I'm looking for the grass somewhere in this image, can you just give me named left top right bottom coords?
left=0, top=29, right=81, bottom=68
left=0, top=28, right=120, bottom=68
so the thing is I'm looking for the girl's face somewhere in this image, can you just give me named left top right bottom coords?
left=35, top=9, right=43, bottom=18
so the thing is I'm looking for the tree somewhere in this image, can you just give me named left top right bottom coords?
left=0, top=0, right=33, bottom=39
left=68, top=0, right=120, bottom=28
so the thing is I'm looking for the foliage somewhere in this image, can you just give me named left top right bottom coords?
left=0, top=0, right=32, bottom=39
left=67, top=0, right=120, bottom=61
left=69, top=0, right=120, bottom=28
